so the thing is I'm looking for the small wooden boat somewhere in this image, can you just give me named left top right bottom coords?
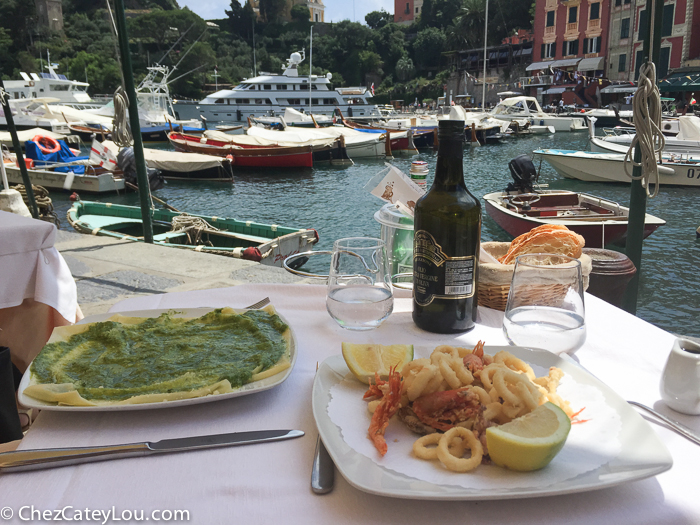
left=68, top=123, right=111, bottom=142
left=167, top=132, right=314, bottom=168
left=67, top=201, right=319, bottom=268
left=484, top=190, right=665, bottom=247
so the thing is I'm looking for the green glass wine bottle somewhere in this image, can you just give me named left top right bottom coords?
left=412, top=119, right=481, bottom=333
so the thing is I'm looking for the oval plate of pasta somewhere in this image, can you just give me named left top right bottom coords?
left=18, top=306, right=297, bottom=412
left=313, top=345, right=672, bottom=500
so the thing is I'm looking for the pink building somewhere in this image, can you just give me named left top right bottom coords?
left=394, top=0, right=423, bottom=24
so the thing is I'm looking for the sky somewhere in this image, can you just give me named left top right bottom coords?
left=176, top=0, right=395, bottom=24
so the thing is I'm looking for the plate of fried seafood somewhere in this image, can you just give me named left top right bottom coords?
left=312, top=344, right=672, bottom=500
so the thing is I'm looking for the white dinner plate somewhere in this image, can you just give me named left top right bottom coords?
left=18, top=307, right=297, bottom=412
left=312, top=346, right=673, bottom=500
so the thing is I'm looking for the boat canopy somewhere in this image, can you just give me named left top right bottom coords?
left=491, top=96, right=544, bottom=115
left=102, top=141, right=226, bottom=172
left=676, top=116, right=700, bottom=141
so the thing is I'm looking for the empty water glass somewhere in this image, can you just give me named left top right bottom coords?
left=326, top=237, right=394, bottom=330
left=502, top=254, right=586, bottom=355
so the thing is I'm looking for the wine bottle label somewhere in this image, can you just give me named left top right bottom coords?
left=413, top=230, right=475, bottom=306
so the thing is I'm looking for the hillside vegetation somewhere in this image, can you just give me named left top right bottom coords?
left=0, top=0, right=533, bottom=103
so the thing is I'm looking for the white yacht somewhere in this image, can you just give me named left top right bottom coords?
left=489, top=96, right=587, bottom=132
left=172, top=51, right=381, bottom=124
left=2, top=55, right=102, bottom=110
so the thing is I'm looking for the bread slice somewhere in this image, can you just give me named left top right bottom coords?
left=498, top=224, right=568, bottom=264
left=500, top=226, right=585, bottom=265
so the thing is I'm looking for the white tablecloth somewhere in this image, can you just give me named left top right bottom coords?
left=0, top=211, right=76, bottom=321
left=0, top=211, right=78, bottom=371
left=2, top=283, right=698, bottom=525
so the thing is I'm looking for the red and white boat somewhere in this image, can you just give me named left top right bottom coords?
left=167, top=132, right=314, bottom=168
left=484, top=190, right=665, bottom=247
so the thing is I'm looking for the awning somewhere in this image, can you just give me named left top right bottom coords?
left=600, top=84, right=637, bottom=94
left=550, top=58, right=581, bottom=68
left=542, top=87, right=567, bottom=95
left=526, top=61, right=554, bottom=71
left=578, top=57, right=605, bottom=71
left=521, top=48, right=532, bottom=55
left=658, top=72, right=700, bottom=92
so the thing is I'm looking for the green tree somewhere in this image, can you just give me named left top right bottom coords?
left=226, top=0, right=256, bottom=39
left=395, top=55, right=415, bottom=81
left=290, top=4, right=310, bottom=23
left=413, top=27, right=445, bottom=71
left=365, top=10, right=392, bottom=30
left=448, top=0, right=486, bottom=49
left=259, top=0, right=287, bottom=23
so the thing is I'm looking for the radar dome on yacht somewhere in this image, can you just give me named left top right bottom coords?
left=326, top=73, right=333, bottom=80
left=290, top=52, right=302, bottom=64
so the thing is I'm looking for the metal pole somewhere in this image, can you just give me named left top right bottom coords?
left=0, top=79, right=39, bottom=218
left=113, top=0, right=153, bottom=243
left=482, top=0, right=489, bottom=108
left=252, top=19, right=257, bottom=77
left=309, top=26, right=313, bottom=111
left=622, top=0, right=664, bottom=313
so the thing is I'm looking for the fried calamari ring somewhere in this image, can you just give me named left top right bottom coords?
left=413, top=432, right=465, bottom=460
left=404, top=363, right=440, bottom=401
left=436, top=354, right=474, bottom=390
left=436, top=427, right=483, bottom=472
left=494, top=350, right=536, bottom=381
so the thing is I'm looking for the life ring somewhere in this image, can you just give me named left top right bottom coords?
left=32, top=135, right=61, bottom=154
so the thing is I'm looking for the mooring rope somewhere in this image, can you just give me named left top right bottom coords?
left=623, top=61, right=665, bottom=198
left=11, top=184, right=60, bottom=226
left=170, top=214, right=219, bottom=247
left=112, top=86, right=133, bottom=148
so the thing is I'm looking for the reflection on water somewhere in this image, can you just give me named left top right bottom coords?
left=54, top=132, right=700, bottom=337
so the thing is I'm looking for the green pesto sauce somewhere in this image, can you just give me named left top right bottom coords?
left=31, top=309, right=289, bottom=401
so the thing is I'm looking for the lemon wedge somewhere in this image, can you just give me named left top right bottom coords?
left=341, top=343, right=413, bottom=384
left=486, top=402, right=571, bottom=472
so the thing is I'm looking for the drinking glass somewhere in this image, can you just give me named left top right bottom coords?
left=502, top=254, right=586, bottom=355
left=326, top=237, right=394, bottom=330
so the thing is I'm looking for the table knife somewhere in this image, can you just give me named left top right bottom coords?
left=0, top=429, right=304, bottom=473
left=311, top=434, right=335, bottom=494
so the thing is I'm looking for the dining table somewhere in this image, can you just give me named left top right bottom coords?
left=2, top=282, right=699, bottom=525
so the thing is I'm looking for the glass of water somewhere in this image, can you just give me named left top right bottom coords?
left=503, top=254, right=586, bottom=355
left=326, top=237, right=394, bottom=330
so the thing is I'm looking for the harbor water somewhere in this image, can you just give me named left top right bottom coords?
left=50, top=131, right=700, bottom=337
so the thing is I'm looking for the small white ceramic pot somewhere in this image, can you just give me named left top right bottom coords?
left=659, top=338, right=700, bottom=415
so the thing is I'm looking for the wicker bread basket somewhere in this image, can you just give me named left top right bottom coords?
left=478, top=242, right=592, bottom=311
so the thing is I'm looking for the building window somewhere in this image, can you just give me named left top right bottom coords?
left=618, top=54, right=627, bottom=72
left=315, top=13, right=319, bottom=21
left=615, top=0, right=621, bottom=6
left=546, top=11, right=555, bottom=26
left=658, top=46, right=671, bottom=78
left=584, top=36, right=602, bottom=54
left=624, top=0, right=630, bottom=4
left=635, top=49, right=644, bottom=80
left=562, top=39, right=579, bottom=56
left=405, top=2, right=409, bottom=14
left=590, top=2, right=600, bottom=20
left=621, top=18, right=630, bottom=38
left=568, top=6, right=578, bottom=24
left=263, top=84, right=271, bottom=90
left=639, top=9, right=647, bottom=40
left=661, top=4, right=674, bottom=37
left=541, top=42, right=556, bottom=59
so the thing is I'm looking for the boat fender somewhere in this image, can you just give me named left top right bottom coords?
left=242, top=247, right=263, bottom=262
left=32, top=135, right=61, bottom=154
left=200, top=137, right=207, bottom=144
left=658, top=165, right=675, bottom=176
left=311, top=228, right=320, bottom=243
left=226, top=154, right=235, bottom=165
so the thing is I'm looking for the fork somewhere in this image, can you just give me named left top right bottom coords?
left=244, top=297, right=271, bottom=310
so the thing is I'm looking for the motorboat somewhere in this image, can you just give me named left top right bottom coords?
left=534, top=148, right=700, bottom=187
left=67, top=200, right=319, bottom=268
left=101, top=141, right=234, bottom=182
left=594, top=116, right=700, bottom=156
left=483, top=155, right=665, bottom=247
left=172, top=51, right=381, bottom=124
left=0, top=98, right=112, bottom=134
left=489, top=96, right=587, bottom=132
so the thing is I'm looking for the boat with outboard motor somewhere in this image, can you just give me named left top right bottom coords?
left=172, top=51, right=381, bottom=124
left=484, top=154, right=666, bottom=247
left=489, top=96, right=587, bottom=131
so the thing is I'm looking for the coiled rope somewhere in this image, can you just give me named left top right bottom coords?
left=11, top=184, right=60, bottom=226
left=170, top=214, right=219, bottom=247
left=112, top=86, right=133, bottom=148
left=623, top=61, right=665, bottom=198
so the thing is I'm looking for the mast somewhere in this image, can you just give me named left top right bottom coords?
left=482, top=0, right=489, bottom=108
left=309, top=26, right=313, bottom=111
